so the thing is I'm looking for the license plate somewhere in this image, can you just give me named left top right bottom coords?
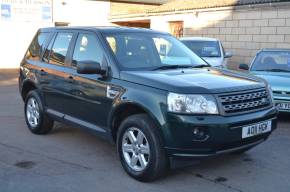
left=242, top=120, right=272, bottom=139
left=276, top=103, right=290, bottom=110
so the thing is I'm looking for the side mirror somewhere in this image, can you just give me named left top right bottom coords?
left=77, top=61, right=104, bottom=75
left=239, top=63, right=249, bottom=70
left=224, top=51, right=233, bottom=58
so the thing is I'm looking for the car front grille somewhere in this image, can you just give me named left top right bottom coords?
left=273, top=90, right=290, bottom=96
left=218, top=88, right=271, bottom=115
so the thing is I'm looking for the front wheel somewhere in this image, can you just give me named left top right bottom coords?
left=117, top=114, right=168, bottom=182
left=24, top=90, right=54, bottom=134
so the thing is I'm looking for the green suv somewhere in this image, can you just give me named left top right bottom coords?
left=19, top=27, right=278, bottom=181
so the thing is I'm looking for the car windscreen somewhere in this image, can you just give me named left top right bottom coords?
left=104, top=33, right=206, bottom=71
left=251, top=51, right=290, bottom=72
left=181, top=40, right=221, bottom=57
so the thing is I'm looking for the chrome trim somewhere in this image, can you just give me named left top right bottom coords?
left=46, top=108, right=64, bottom=118
left=46, top=108, right=106, bottom=133
left=64, top=115, right=106, bottom=133
left=107, top=85, right=119, bottom=99
left=216, top=88, right=271, bottom=115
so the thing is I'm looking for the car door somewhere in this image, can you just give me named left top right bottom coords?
left=61, top=32, right=116, bottom=132
left=40, top=31, right=76, bottom=116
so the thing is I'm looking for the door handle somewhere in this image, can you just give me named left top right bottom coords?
left=67, top=75, right=74, bottom=83
left=40, top=69, right=48, bottom=76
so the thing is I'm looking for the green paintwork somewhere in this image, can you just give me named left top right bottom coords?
left=19, top=27, right=279, bottom=159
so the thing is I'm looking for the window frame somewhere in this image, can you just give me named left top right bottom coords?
left=42, top=32, right=56, bottom=63
left=41, top=30, right=77, bottom=66
left=182, top=40, right=221, bottom=58
left=26, top=31, right=50, bottom=61
left=250, top=50, right=290, bottom=71
left=68, top=31, right=106, bottom=69
left=103, top=32, right=206, bottom=71
left=220, top=42, right=226, bottom=58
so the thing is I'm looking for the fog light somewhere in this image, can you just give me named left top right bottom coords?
left=192, top=127, right=208, bottom=141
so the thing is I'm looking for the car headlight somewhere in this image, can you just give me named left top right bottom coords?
left=267, top=84, right=274, bottom=104
left=167, top=93, right=219, bottom=114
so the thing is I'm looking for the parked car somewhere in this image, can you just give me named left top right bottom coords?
left=180, top=37, right=232, bottom=67
left=19, top=27, right=277, bottom=181
left=239, top=48, right=290, bottom=112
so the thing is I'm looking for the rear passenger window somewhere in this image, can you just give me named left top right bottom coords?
left=72, top=33, right=103, bottom=66
left=49, top=33, right=73, bottom=65
left=26, top=32, right=48, bottom=61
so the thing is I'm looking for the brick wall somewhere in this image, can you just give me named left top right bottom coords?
left=181, top=4, right=290, bottom=69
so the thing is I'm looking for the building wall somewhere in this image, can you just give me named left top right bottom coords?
left=150, top=3, right=290, bottom=69
left=0, top=0, right=53, bottom=69
left=0, top=0, right=110, bottom=69
left=110, top=2, right=159, bottom=19
left=53, top=0, right=110, bottom=26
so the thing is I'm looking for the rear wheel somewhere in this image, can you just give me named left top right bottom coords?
left=24, top=90, right=54, bottom=134
left=117, top=114, right=168, bottom=182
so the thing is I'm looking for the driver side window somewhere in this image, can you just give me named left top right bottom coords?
left=72, top=33, right=103, bottom=66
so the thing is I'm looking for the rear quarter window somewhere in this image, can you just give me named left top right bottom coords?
left=25, top=32, right=49, bottom=61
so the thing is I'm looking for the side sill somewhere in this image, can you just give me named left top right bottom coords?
left=46, top=108, right=106, bottom=133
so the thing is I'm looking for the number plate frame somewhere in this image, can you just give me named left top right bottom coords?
left=242, top=120, right=272, bottom=139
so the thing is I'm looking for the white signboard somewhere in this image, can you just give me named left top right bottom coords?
left=1, top=0, right=52, bottom=22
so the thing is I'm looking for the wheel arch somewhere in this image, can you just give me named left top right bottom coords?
left=21, top=80, right=38, bottom=101
left=109, top=101, right=165, bottom=144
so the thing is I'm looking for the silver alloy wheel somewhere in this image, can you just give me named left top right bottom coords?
left=26, top=97, right=40, bottom=128
left=122, top=127, right=150, bottom=172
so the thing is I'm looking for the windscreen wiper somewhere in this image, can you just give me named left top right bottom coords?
left=192, top=64, right=211, bottom=68
left=255, top=69, right=290, bottom=72
left=152, top=64, right=210, bottom=71
left=202, top=55, right=220, bottom=58
left=152, top=65, right=193, bottom=71
left=267, top=69, right=290, bottom=72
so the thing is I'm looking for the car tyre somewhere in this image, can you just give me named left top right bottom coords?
left=117, top=114, right=168, bottom=182
left=24, top=90, right=54, bottom=134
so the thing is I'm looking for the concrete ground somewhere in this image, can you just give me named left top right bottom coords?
left=0, top=69, right=289, bottom=192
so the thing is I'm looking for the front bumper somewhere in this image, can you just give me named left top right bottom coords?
left=164, top=106, right=278, bottom=158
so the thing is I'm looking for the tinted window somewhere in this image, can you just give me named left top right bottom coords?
left=42, top=34, right=55, bottom=63
left=251, top=51, right=290, bottom=72
left=26, top=32, right=48, bottom=60
left=182, top=40, right=221, bottom=57
left=106, top=37, right=117, bottom=54
left=105, top=33, right=205, bottom=70
left=49, top=33, right=73, bottom=65
left=72, top=33, right=103, bottom=66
